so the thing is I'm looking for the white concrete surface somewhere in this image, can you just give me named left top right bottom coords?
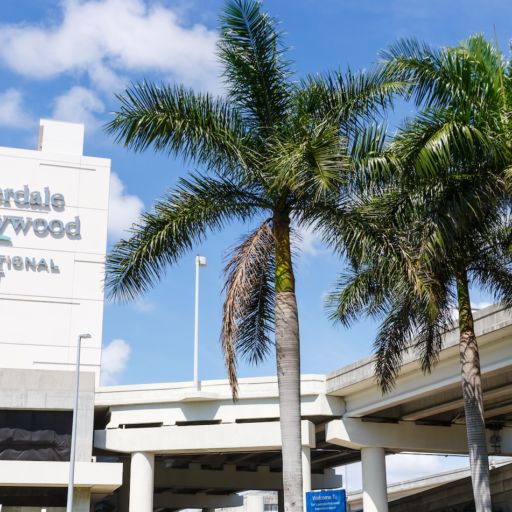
left=38, top=119, right=85, bottom=155
left=361, top=447, right=388, bottom=512
left=73, top=488, right=91, bottom=512
left=0, top=121, right=117, bottom=512
left=96, top=375, right=344, bottom=427
left=96, top=420, right=316, bottom=453
left=347, top=462, right=512, bottom=509
left=0, top=461, right=122, bottom=492
left=244, top=494, right=265, bottom=512
left=326, top=305, right=512, bottom=418
left=325, top=417, right=512, bottom=456
left=129, top=452, right=154, bottom=512
left=302, top=446, right=312, bottom=495
left=325, top=418, right=470, bottom=453
left=0, top=368, right=95, bottom=461
left=0, top=119, right=110, bottom=380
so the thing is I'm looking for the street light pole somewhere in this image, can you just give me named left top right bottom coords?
left=66, top=333, right=91, bottom=512
left=194, top=255, right=207, bottom=391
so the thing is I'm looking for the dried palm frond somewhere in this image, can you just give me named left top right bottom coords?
left=222, top=220, right=275, bottom=398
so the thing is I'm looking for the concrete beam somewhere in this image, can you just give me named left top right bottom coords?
left=402, top=386, right=512, bottom=421
left=101, top=391, right=344, bottom=429
left=326, top=305, right=512, bottom=395
left=153, top=464, right=342, bottom=491
left=484, top=403, right=512, bottom=419
left=153, top=492, right=243, bottom=509
left=333, top=325, right=512, bottom=419
left=0, top=461, right=122, bottom=493
left=326, top=419, right=512, bottom=456
left=95, top=421, right=316, bottom=453
left=326, top=419, right=468, bottom=454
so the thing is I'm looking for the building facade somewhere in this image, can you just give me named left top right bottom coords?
left=0, top=120, right=121, bottom=511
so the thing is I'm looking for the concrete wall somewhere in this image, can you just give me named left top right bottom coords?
left=0, top=368, right=95, bottom=461
left=0, top=119, right=110, bottom=380
left=0, top=121, right=121, bottom=511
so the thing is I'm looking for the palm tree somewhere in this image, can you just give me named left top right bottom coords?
left=328, top=35, right=512, bottom=512
left=105, top=2, right=398, bottom=511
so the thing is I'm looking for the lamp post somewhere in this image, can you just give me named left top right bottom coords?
left=66, top=333, right=91, bottom=512
left=194, top=256, right=207, bottom=391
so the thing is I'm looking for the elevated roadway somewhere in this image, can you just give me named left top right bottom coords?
left=94, top=304, right=512, bottom=512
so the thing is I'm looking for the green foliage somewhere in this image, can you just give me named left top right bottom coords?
left=218, top=0, right=291, bottom=134
left=105, top=83, right=251, bottom=178
left=106, top=0, right=396, bottom=386
left=328, top=34, right=512, bottom=392
left=106, top=173, right=258, bottom=302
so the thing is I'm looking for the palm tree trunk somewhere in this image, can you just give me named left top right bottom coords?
left=456, top=270, right=492, bottom=511
left=273, top=213, right=303, bottom=512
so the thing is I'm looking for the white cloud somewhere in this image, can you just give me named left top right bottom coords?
left=0, top=88, right=32, bottom=128
left=132, top=298, right=156, bottom=314
left=52, top=86, right=105, bottom=131
left=295, top=223, right=323, bottom=257
left=101, top=338, right=131, bottom=385
left=0, top=0, right=219, bottom=92
left=108, top=172, right=144, bottom=240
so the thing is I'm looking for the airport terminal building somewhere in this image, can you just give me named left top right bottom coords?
left=1, top=121, right=512, bottom=512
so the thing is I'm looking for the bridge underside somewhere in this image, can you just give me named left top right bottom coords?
left=94, top=435, right=356, bottom=511
left=93, top=306, right=512, bottom=512
left=357, top=368, right=512, bottom=428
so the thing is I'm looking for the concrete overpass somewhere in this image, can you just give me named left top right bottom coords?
left=93, top=304, right=512, bottom=512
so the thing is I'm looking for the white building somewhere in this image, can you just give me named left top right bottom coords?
left=0, top=120, right=121, bottom=511
left=1, top=121, right=512, bottom=512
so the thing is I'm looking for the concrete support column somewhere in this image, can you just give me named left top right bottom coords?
left=129, top=451, right=154, bottom=512
left=73, top=488, right=91, bottom=512
left=302, top=446, right=312, bottom=495
left=244, top=494, right=264, bottom=512
left=361, top=447, right=388, bottom=512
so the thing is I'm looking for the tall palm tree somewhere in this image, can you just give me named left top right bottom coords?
left=328, top=35, right=512, bottom=512
left=105, top=1, right=398, bottom=510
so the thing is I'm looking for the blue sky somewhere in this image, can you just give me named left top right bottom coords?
left=1, top=0, right=509, bottom=488
left=0, top=0, right=506, bottom=386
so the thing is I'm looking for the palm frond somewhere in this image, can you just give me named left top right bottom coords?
left=218, top=0, right=291, bottom=134
left=381, top=35, right=508, bottom=114
left=390, top=108, right=498, bottom=179
left=380, top=38, right=463, bottom=109
left=297, top=69, right=405, bottom=136
left=106, top=174, right=260, bottom=302
left=327, top=263, right=388, bottom=327
left=470, top=226, right=512, bottom=309
left=373, top=299, right=417, bottom=392
left=349, top=123, right=396, bottom=194
left=105, top=82, right=252, bottom=177
left=373, top=278, right=452, bottom=392
left=266, top=122, right=349, bottom=201
left=221, top=220, right=275, bottom=398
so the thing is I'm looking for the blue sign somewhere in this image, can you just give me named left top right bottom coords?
left=306, top=489, right=346, bottom=512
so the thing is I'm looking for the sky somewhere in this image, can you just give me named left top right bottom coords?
left=0, top=0, right=510, bottom=488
